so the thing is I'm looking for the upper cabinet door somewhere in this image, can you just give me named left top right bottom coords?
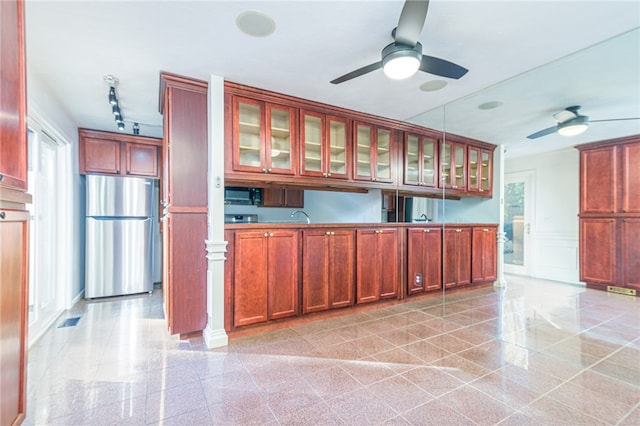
left=327, top=115, right=351, bottom=180
left=621, top=142, right=640, bottom=214
left=233, top=97, right=265, bottom=173
left=404, top=133, right=438, bottom=187
left=265, top=104, right=295, bottom=175
left=580, top=145, right=618, bottom=214
left=300, top=110, right=325, bottom=177
left=353, top=122, right=394, bottom=184
left=83, top=137, right=121, bottom=175
left=0, top=0, right=28, bottom=191
left=232, top=97, right=295, bottom=175
left=440, top=141, right=466, bottom=190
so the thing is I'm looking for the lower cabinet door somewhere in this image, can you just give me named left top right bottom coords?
left=328, top=230, right=355, bottom=308
left=233, top=231, right=269, bottom=327
left=621, top=218, right=640, bottom=289
left=580, top=218, right=617, bottom=285
left=267, top=230, right=299, bottom=320
left=302, top=230, right=330, bottom=313
left=407, top=228, right=442, bottom=294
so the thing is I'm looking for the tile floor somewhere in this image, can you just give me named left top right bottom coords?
left=25, top=275, right=640, bottom=425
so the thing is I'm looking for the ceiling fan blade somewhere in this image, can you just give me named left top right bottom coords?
left=590, top=117, right=640, bottom=123
left=394, top=0, right=429, bottom=46
left=419, top=55, right=468, bottom=79
left=330, top=62, right=382, bottom=84
left=526, top=125, right=559, bottom=140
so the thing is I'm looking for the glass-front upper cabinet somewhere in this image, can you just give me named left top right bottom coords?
left=404, top=132, right=438, bottom=187
left=232, top=96, right=295, bottom=175
left=354, top=122, right=394, bottom=183
left=300, top=110, right=350, bottom=179
left=440, top=141, right=466, bottom=190
left=468, top=147, right=492, bottom=194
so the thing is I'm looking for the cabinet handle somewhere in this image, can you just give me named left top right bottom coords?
left=479, top=189, right=484, bottom=192
left=264, top=233, right=268, bottom=237
left=330, top=232, right=335, bottom=235
left=0, top=212, right=5, bottom=219
left=268, top=168, right=272, bottom=172
left=483, top=228, right=489, bottom=232
left=326, top=231, right=331, bottom=235
left=262, top=168, right=267, bottom=173
left=328, top=173, right=332, bottom=177
left=423, top=229, right=430, bottom=233
left=374, top=230, right=379, bottom=234
left=456, top=229, right=462, bottom=233
left=269, top=233, right=274, bottom=237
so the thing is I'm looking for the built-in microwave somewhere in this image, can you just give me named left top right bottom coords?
left=224, top=186, right=262, bottom=205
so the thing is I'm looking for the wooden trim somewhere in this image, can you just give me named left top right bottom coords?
left=575, top=134, right=640, bottom=151
left=78, top=128, right=162, bottom=146
left=159, top=71, right=208, bottom=114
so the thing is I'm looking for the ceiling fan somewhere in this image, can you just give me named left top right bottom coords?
left=330, top=0, right=468, bottom=84
left=526, top=105, right=640, bottom=139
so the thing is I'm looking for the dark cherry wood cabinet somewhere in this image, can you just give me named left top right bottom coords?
left=407, top=227, right=442, bottom=294
left=353, top=122, right=395, bottom=184
left=79, top=129, right=161, bottom=178
left=0, top=1, right=29, bottom=424
left=232, top=229, right=299, bottom=326
left=471, top=226, right=497, bottom=283
left=443, top=227, right=471, bottom=288
left=577, top=136, right=640, bottom=294
left=262, top=188, right=304, bottom=208
left=159, top=72, right=209, bottom=336
left=302, top=229, right=355, bottom=313
left=403, top=132, right=438, bottom=188
left=356, top=228, right=398, bottom=303
left=580, top=218, right=617, bottom=285
left=467, top=147, right=493, bottom=196
left=440, top=140, right=467, bottom=191
left=0, top=0, right=27, bottom=192
left=300, top=110, right=351, bottom=180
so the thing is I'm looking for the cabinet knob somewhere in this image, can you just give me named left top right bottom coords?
left=479, top=189, right=484, bottom=192
left=456, top=229, right=462, bottom=233
left=327, top=173, right=332, bottom=177
left=262, top=168, right=267, bottom=173
left=323, top=173, right=327, bottom=177
left=423, top=229, right=429, bottom=233
left=483, top=228, right=489, bottom=232
left=268, top=168, right=272, bottom=173
left=326, top=231, right=331, bottom=235
left=331, top=232, right=335, bottom=235
left=0, top=211, right=5, bottom=219
left=264, top=233, right=268, bottom=237
left=269, top=233, right=274, bottom=237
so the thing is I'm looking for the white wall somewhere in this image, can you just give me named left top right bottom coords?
left=505, top=148, right=580, bottom=284
left=27, top=70, right=84, bottom=307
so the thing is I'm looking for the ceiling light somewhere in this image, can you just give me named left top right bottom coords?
left=558, top=116, right=589, bottom=136
left=132, top=123, right=140, bottom=135
left=112, top=104, right=121, bottom=116
left=420, top=80, right=448, bottom=92
left=117, top=121, right=125, bottom=131
left=382, top=43, right=422, bottom=80
left=108, top=87, right=117, bottom=105
left=236, top=11, right=276, bottom=37
left=478, top=101, right=504, bottom=110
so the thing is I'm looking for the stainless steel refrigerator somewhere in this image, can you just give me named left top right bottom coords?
left=85, top=175, right=155, bottom=298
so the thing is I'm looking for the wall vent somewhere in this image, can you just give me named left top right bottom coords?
left=606, top=286, right=636, bottom=296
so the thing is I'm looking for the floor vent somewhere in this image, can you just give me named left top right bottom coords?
left=58, top=317, right=81, bottom=328
left=606, top=286, right=636, bottom=296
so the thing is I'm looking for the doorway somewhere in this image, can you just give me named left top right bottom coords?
left=504, top=171, right=535, bottom=275
left=27, top=127, right=67, bottom=343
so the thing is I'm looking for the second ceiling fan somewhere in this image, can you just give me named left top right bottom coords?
left=330, top=0, right=468, bottom=84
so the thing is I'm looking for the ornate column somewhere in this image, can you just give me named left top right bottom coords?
left=203, top=74, right=229, bottom=348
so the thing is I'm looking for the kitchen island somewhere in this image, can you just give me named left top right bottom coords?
left=224, top=222, right=497, bottom=335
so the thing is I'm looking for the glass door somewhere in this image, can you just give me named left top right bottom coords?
left=504, top=171, right=534, bottom=275
left=300, top=110, right=324, bottom=176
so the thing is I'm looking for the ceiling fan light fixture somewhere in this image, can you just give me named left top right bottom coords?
left=382, top=43, right=422, bottom=80
left=557, top=116, right=589, bottom=136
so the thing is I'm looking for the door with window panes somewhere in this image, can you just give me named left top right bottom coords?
left=354, top=122, right=393, bottom=183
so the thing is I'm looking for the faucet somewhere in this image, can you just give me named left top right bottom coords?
left=421, top=213, right=430, bottom=222
left=290, top=210, right=311, bottom=224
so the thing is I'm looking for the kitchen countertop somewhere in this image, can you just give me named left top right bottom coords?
left=224, top=222, right=498, bottom=230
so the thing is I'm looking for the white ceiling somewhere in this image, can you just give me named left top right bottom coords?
left=25, top=1, right=640, bottom=158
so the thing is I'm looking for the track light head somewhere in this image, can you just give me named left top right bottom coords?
left=132, top=123, right=140, bottom=135
left=108, top=87, right=117, bottom=105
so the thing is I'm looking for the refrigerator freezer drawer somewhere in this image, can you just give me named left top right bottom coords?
left=86, top=217, right=153, bottom=298
left=86, top=175, right=153, bottom=217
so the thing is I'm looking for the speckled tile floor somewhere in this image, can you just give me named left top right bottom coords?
left=25, top=275, right=640, bottom=425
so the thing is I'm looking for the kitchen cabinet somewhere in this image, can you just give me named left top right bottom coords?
left=443, top=227, right=471, bottom=288
left=468, top=147, right=493, bottom=196
left=300, top=110, right=351, bottom=180
left=471, top=226, right=497, bottom=283
left=79, top=129, right=161, bottom=178
left=356, top=228, right=398, bottom=303
left=353, top=122, right=394, bottom=184
left=0, top=0, right=27, bottom=192
left=404, top=132, right=438, bottom=188
left=262, top=188, right=304, bottom=208
left=302, top=229, right=355, bottom=313
left=232, top=229, right=299, bottom=326
left=159, top=72, right=209, bottom=336
left=407, top=227, right=442, bottom=294
left=440, top=141, right=467, bottom=191
left=0, top=2, right=29, bottom=424
left=577, top=137, right=640, bottom=294
left=230, top=96, right=296, bottom=176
